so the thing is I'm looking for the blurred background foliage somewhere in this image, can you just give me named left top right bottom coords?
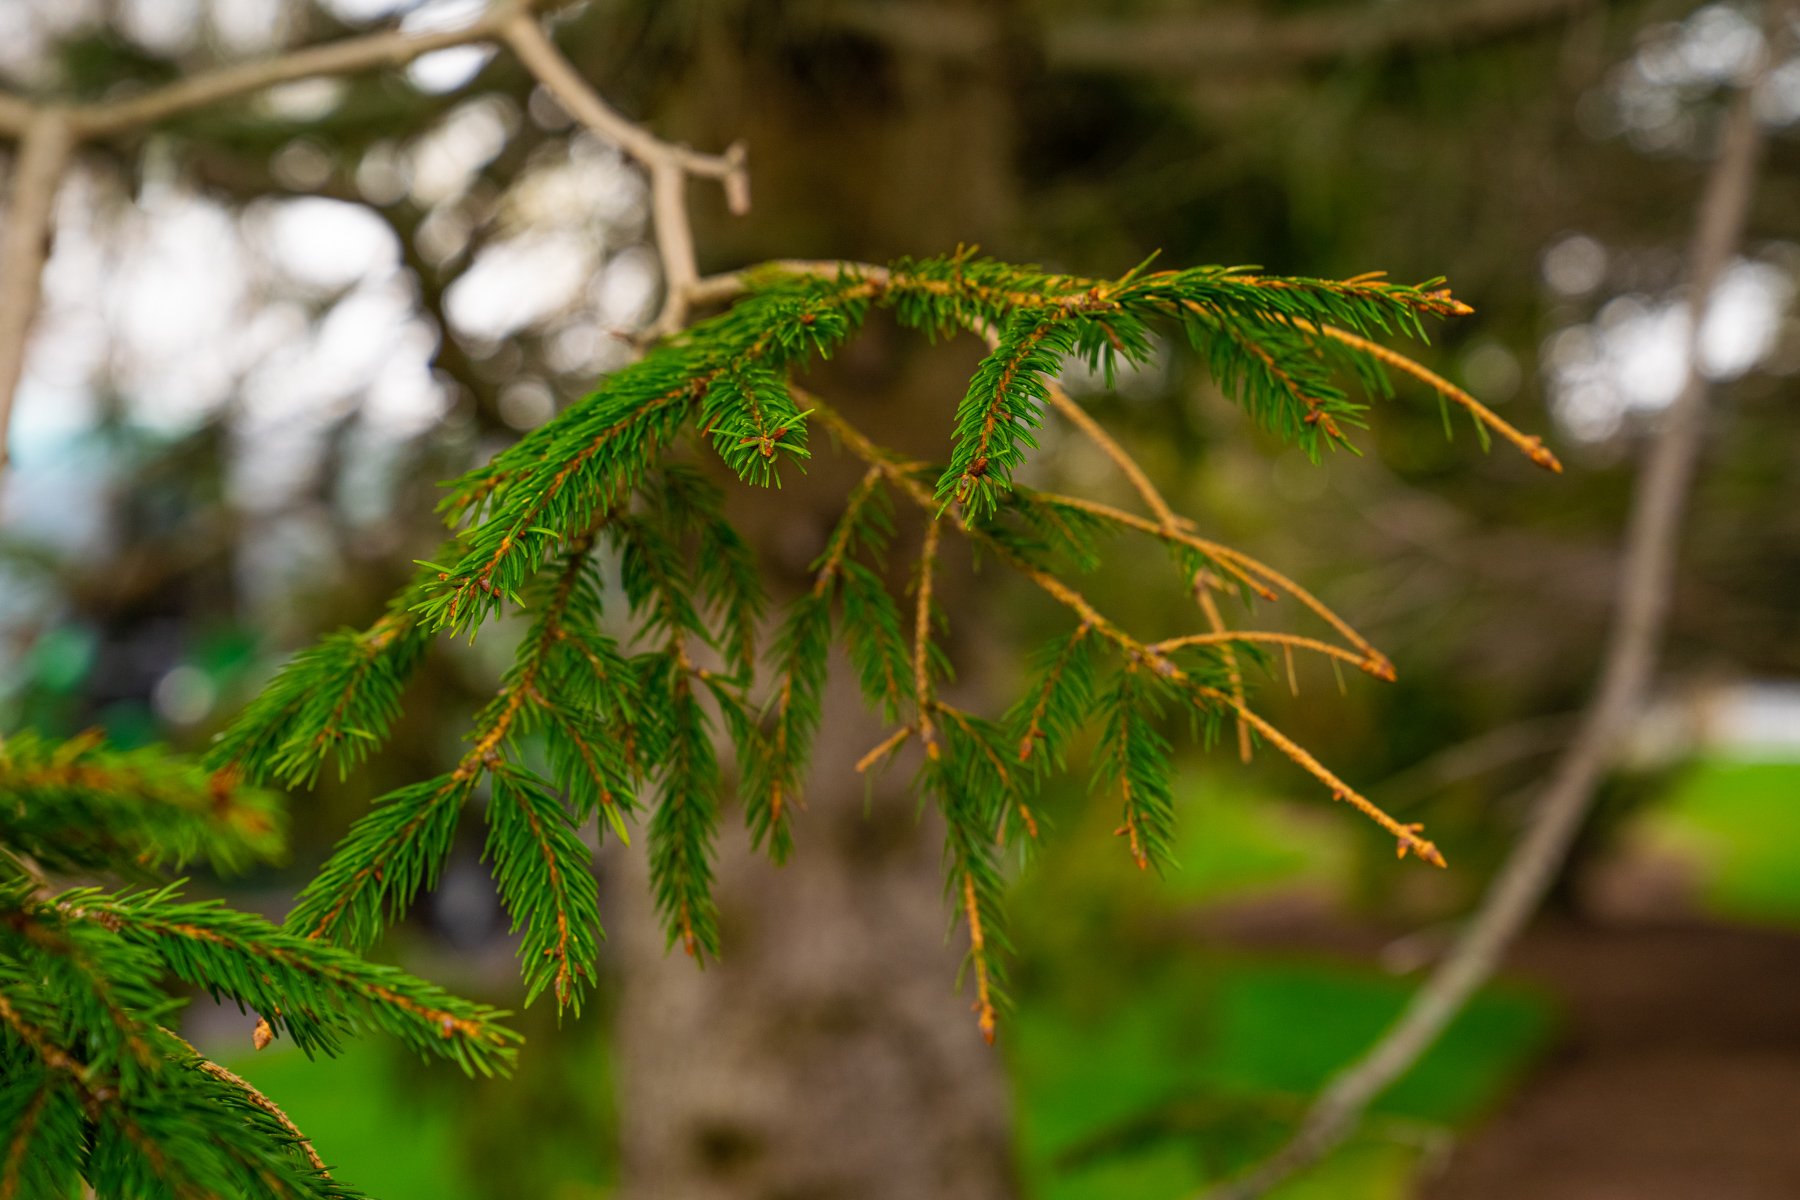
left=2, top=0, right=1798, bottom=1196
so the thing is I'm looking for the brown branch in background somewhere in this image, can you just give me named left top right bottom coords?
left=0, top=0, right=748, bottom=468
left=1203, top=8, right=1787, bottom=1195
left=0, top=107, right=74, bottom=480
left=58, top=0, right=554, bottom=139
left=497, top=13, right=749, bottom=336
left=819, top=0, right=1605, bottom=75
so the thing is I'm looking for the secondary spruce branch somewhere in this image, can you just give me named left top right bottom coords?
left=0, top=731, right=518, bottom=1199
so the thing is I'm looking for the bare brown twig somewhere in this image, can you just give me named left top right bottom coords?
left=0, top=0, right=746, bottom=475
left=1202, top=8, right=1787, bottom=1195
left=0, top=108, right=74, bottom=479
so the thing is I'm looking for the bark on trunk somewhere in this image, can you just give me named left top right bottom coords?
left=605, top=4, right=1027, bottom=1196
left=612, top=666, right=1017, bottom=1200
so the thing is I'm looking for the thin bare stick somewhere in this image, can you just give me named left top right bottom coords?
left=1190, top=684, right=1444, bottom=867
left=69, top=0, right=546, bottom=138
left=1150, top=629, right=1390, bottom=680
left=1031, top=488, right=1391, bottom=670
left=1194, top=578, right=1254, bottom=762
left=0, top=107, right=74, bottom=479
left=1203, top=11, right=1784, bottom=1195
left=498, top=13, right=749, bottom=335
left=1298, top=320, right=1562, bottom=473
left=855, top=725, right=914, bottom=774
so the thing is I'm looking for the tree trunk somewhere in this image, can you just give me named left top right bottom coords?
left=611, top=664, right=1017, bottom=1200
left=606, top=4, right=1026, bottom=1196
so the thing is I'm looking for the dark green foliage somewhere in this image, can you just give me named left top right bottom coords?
left=925, top=706, right=1020, bottom=1040
left=419, top=274, right=870, bottom=639
left=841, top=562, right=915, bottom=724
left=287, top=773, right=472, bottom=948
left=747, top=590, right=831, bottom=862
left=0, top=732, right=516, bottom=1199
left=644, top=661, right=724, bottom=960
left=938, top=310, right=1083, bottom=518
left=1095, top=667, right=1181, bottom=874
left=0, top=728, right=283, bottom=876
left=1011, top=624, right=1100, bottom=775
left=485, top=766, right=603, bottom=1013
left=215, top=251, right=1490, bottom=1040
left=62, top=887, right=517, bottom=1074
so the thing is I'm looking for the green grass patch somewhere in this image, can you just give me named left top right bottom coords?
left=1009, top=954, right=1552, bottom=1200
left=1638, top=758, right=1800, bottom=924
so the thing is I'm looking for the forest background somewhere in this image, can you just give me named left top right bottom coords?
left=2, top=0, right=1799, bottom=1197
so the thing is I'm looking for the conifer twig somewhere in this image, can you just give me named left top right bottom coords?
left=164, top=1030, right=328, bottom=1176
left=976, top=309, right=1259, bottom=760
left=1295, top=320, right=1562, bottom=472
left=913, top=518, right=943, bottom=754
left=1203, top=12, right=1784, bottom=1194
left=806, top=392, right=1439, bottom=866
left=1193, top=579, right=1254, bottom=761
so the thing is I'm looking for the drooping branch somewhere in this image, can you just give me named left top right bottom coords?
left=1203, top=8, right=1787, bottom=1195
left=805, top=391, right=1444, bottom=868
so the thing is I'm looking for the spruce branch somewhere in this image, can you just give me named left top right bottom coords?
left=1296, top=320, right=1562, bottom=472
left=163, top=1029, right=328, bottom=1177
left=294, top=533, right=624, bottom=1012
left=53, top=888, right=519, bottom=1074
left=484, top=765, right=602, bottom=1013
left=808, top=392, right=1443, bottom=869
left=287, top=774, right=470, bottom=949
left=0, top=921, right=370, bottom=1199
left=213, top=248, right=1542, bottom=1045
left=207, top=600, right=429, bottom=788
left=0, top=730, right=283, bottom=876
